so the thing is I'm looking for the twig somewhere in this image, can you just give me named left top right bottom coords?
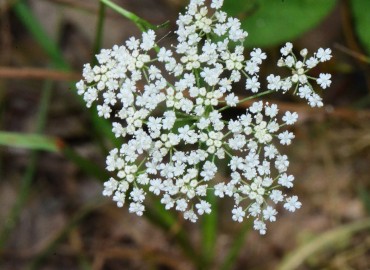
left=0, top=67, right=80, bottom=81
left=334, top=43, right=370, bottom=64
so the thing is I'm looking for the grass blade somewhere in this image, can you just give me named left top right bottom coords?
left=28, top=198, right=105, bottom=270
left=277, top=218, right=370, bottom=270
left=220, top=220, right=252, bottom=270
left=12, top=0, right=121, bottom=149
left=0, top=80, right=53, bottom=248
left=201, top=191, right=218, bottom=269
left=92, top=2, right=106, bottom=66
left=0, top=132, right=109, bottom=183
left=0, top=131, right=60, bottom=152
left=144, top=199, right=200, bottom=266
left=358, top=186, right=370, bottom=215
left=13, top=1, right=69, bottom=70
left=61, top=145, right=110, bottom=182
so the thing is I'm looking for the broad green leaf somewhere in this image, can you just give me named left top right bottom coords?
left=0, top=131, right=60, bottom=152
left=222, top=0, right=258, bottom=15
left=350, top=0, right=370, bottom=55
left=223, top=0, right=337, bottom=47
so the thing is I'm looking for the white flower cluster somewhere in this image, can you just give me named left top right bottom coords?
left=76, top=0, right=331, bottom=234
left=271, top=43, right=332, bottom=107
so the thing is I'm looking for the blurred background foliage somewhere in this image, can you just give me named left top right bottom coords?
left=0, top=0, right=369, bottom=269
left=223, top=0, right=338, bottom=48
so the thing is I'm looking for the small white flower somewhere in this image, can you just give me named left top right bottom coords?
left=113, top=191, right=125, bottom=207
left=214, top=183, right=226, bottom=198
left=141, top=30, right=156, bottom=51
left=129, top=202, right=145, bottom=216
left=263, top=206, right=277, bottom=222
left=278, top=131, right=295, bottom=145
left=270, top=190, right=284, bottom=204
left=253, top=220, right=267, bottom=235
left=284, top=196, right=302, bottom=212
left=265, top=104, right=279, bottom=117
left=267, top=74, right=281, bottom=90
left=306, top=57, right=318, bottom=69
left=275, top=155, right=289, bottom=172
left=232, top=207, right=245, bottom=222
left=196, top=200, right=212, bottom=215
left=280, top=42, right=293, bottom=56
left=250, top=48, right=267, bottom=64
left=176, top=198, right=188, bottom=212
left=278, top=173, right=294, bottom=188
left=308, top=93, right=324, bottom=107
left=200, top=161, right=217, bottom=181
left=211, top=0, right=223, bottom=9
left=282, top=111, right=298, bottom=125
left=130, top=188, right=145, bottom=203
left=248, top=203, right=261, bottom=217
left=225, top=93, right=239, bottom=107
left=317, top=73, right=332, bottom=89
left=184, top=210, right=198, bottom=222
left=246, top=76, right=260, bottom=93
left=103, top=178, right=118, bottom=196
left=316, top=48, right=332, bottom=62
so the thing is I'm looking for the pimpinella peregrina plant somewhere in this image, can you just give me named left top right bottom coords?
left=76, top=0, right=332, bottom=234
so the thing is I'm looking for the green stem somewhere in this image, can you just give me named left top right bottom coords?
left=92, top=2, right=106, bottom=66
left=100, top=0, right=155, bottom=32
left=219, top=90, right=274, bottom=112
left=12, top=0, right=69, bottom=70
left=219, top=220, right=253, bottom=270
left=200, top=190, right=218, bottom=269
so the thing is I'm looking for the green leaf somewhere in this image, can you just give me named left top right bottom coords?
left=0, top=132, right=110, bottom=182
left=222, top=0, right=258, bottom=15
left=223, top=0, right=337, bottom=47
left=0, top=131, right=60, bottom=152
left=277, top=218, right=370, bottom=270
left=350, top=0, right=370, bottom=55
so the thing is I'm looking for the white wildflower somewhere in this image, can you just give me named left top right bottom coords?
left=76, top=0, right=331, bottom=235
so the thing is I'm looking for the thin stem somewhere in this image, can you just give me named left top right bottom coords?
left=100, top=0, right=155, bottom=32
left=219, top=90, right=274, bottom=112
left=92, top=2, right=106, bottom=66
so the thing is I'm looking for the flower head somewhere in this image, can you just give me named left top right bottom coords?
left=76, top=0, right=331, bottom=234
